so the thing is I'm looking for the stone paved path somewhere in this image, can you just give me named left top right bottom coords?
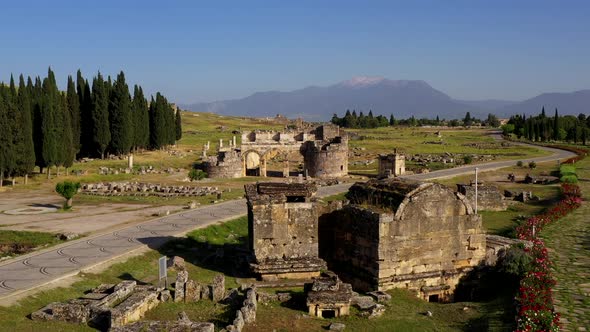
left=543, top=164, right=590, bottom=331
left=0, top=142, right=575, bottom=302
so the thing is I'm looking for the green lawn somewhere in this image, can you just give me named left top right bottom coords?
left=0, top=230, right=63, bottom=258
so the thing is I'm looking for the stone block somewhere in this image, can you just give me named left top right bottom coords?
left=174, top=270, right=189, bottom=302
left=211, top=274, right=225, bottom=302
left=185, top=280, right=201, bottom=302
left=110, top=290, right=159, bottom=328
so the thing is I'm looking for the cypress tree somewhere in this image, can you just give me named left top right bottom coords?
left=132, top=85, right=149, bottom=150
left=66, top=76, right=81, bottom=155
left=40, top=68, right=60, bottom=178
left=79, top=79, right=93, bottom=156
left=108, top=71, right=133, bottom=155
left=5, top=76, right=19, bottom=182
left=58, top=91, right=75, bottom=174
left=389, top=114, right=395, bottom=126
left=149, top=93, right=170, bottom=149
left=553, top=108, right=560, bottom=141
left=0, top=86, right=9, bottom=186
left=175, top=108, right=182, bottom=141
left=32, top=76, right=44, bottom=172
left=15, top=75, right=36, bottom=183
left=91, top=73, right=111, bottom=159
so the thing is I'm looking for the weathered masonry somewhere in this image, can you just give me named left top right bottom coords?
left=456, top=182, right=508, bottom=211
left=204, top=124, right=348, bottom=179
left=305, top=272, right=353, bottom=319
left=245, top=182, right=327, bottom=280
left=319, top=178, right=486, bottom=302
left=377, top=150, right=406, bottom=178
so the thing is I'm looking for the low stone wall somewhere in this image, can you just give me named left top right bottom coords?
left=223, top=287, right=257, bottom=332
left=80, top=182, right=221, bottom=198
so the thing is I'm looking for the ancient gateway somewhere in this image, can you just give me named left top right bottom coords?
left=245, top=179, right=488, bottom=302
left=204, top=124, right=348, bottom=178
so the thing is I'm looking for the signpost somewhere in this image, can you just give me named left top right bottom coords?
left=158, top=256, right=167, bottom=288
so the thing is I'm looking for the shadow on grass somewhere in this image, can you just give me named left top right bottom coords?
left=455, top=268, right=518, bottom=332
left=135, top=234, right=252, bottom=279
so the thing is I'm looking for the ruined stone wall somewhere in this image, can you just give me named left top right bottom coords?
left=457, top=183, right=508, bottom=211
left=203, top=150, right=243, bottom=178
left=302, top=137, right=349, bottom=178
left=245, top=183, right=326, bottom=279
left=321, top=179, right=486, bottom=301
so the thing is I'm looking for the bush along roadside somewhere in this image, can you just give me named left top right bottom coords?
left=514, top=182, right=582, bottom=332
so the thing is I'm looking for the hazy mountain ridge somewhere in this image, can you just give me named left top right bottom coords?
left=182, top=77, right=590, bottom=120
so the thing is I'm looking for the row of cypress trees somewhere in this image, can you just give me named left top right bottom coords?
left=0, top=68, right=182, bottom=185
left=508, top=107, right=590, bottom=144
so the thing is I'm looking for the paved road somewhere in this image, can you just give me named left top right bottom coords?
left=402, top=142, right=576, bottom=181
left=0, top=142, right=576, bottom=301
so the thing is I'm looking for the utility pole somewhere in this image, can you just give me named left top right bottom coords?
left=474, top=167, right=479, bottom=214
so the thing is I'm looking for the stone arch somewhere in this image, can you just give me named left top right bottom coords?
left=394, top=182, right=475, bottom=222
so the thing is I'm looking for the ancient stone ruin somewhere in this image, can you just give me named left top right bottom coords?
left=245, top=182, right=327, bottom=280
left=377, top=150, right=406, bottom=178
left=202, top=149, right=243, bottom=178
left=305, top=271, right=353, bottom=318
left=80, top=182, right=221, bottom=198
left=456, top=182, right=508, bottom=211
left=319, top=178, right=487, bottom=302
left=204, top=124, right=348, bottom=179
left=32, top=280, right=165, bottom=330
left=31, top=259, right=258, bottom=332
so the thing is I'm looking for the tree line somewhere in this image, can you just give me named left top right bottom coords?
left=0, top=68, right=182, bottom=185
left=505, top=107, right=590, bottom=144
left=331, top=110, right=501, bottom=128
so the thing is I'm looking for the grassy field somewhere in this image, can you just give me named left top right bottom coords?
left=0, top=230, right=64, bottom=258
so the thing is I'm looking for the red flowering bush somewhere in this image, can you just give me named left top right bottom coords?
left=514, top=183, right=582, bottom=331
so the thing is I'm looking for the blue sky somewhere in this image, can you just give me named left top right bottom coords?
left=1, top=1, right=589, bottom=103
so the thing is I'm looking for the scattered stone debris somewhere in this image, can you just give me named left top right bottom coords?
left=56, top=232, right=79, bottom=241
left=524, top=174, right=559, bottom=184
left=329, top=322, right=346, bottom=331
left=109, top=311, right=214, bottom=332
left=31, top=272, right=239, bottom=331
left=80, top=182, right=221, bottom=198
left=367, top=291, right=392, bottom=303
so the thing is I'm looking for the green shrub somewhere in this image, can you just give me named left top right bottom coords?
left=497, top=245, right=532, bottom=277
left=188, top=169, right=207, bottom=181
left=560, top=174, right=578, bottom=183
left=516, top=160, right=523, bottom=167
left=463, top=155, right=473, bottom=165
left=528, top=161, right=537, bottom=169
left=55, top=181, right=81, bottom=209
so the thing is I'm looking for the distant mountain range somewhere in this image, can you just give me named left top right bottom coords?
left=181, top=76, right=590, bottom=121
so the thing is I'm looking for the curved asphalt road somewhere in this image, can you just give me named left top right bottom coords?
left=0, top=140, right=576, bottom=303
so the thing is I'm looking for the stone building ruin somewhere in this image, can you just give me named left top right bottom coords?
left=244, top=182, right=327, bottom=280
left=456, top=182, right=508, bottom=211
left=203, top=124, right=348, bottom=179
left=305, top=271, right=353, bottom=318
left=319, top=178, right=486, bottom=302
left=377, top=150, right=406, bottom=178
